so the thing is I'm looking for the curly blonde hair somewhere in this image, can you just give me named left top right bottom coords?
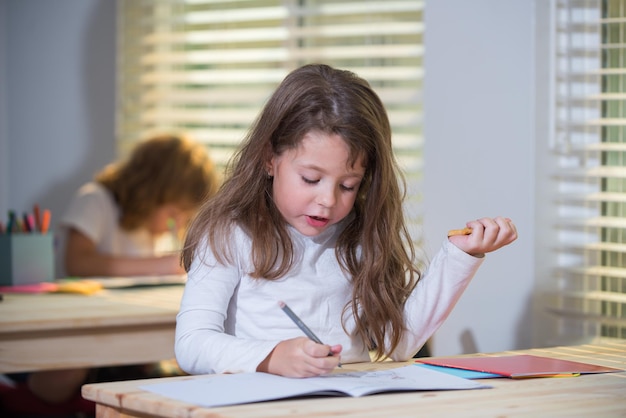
left=96, top=134, right=220, bottom=230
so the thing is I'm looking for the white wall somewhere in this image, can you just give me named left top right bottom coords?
left=423, top=0, right=536, bottom=356
left=1, top=0, right=550, bottom=354
left=0, top=0, right=116, bottom=239
left=0, top=0, right=9, bottom=219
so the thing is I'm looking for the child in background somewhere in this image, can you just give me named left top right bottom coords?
left=175, top=64, right=518, bottom=378
left=60, top=133, right=220, bottom=277
left=26, top=134, right=220, bottom=408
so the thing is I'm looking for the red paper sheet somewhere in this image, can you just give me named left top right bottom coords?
left=0, top=282, right=58, bottom=293
left=416, top=354, right=622, bottom=378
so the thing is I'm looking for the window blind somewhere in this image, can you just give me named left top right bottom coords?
left=551, top=0, right=626, bottom=342
left=117, top=0, right=425, bottom=243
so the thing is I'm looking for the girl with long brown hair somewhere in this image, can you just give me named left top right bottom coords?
left=176, top=64, right=517, bottom=377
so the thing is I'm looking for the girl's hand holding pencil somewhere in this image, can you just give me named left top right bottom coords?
left=255, top=301, right=343, bottom=378
left=447, top=216, right=517, bottom=257
left=257, top=335, right=343, bottom=378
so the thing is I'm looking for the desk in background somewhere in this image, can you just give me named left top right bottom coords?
left=83, top=341, right=626, bottom=418
left=0, top=285, right=183, bottom=373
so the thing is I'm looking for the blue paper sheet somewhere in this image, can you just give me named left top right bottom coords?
left=415, top=363, right=502, bottom=379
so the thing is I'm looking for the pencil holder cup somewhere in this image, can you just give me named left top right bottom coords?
left=0, top=234, right=55, bottom=286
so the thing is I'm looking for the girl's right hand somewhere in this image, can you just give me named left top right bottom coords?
left=256, top=337, right=342, bottom=377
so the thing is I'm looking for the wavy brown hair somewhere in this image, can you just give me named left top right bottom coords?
left=183, top=64, right=420, bottom=359
left=96, top=133, right=220, bottom=230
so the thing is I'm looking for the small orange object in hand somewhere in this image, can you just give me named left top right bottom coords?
left=447, top=227, right=472, bottom=237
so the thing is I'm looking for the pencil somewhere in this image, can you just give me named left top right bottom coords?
left=279, top=301, right=323, bottom=344
left=278, top=301, right=341, bottom=367
left=33, top=204, right=42, bottom=232
left=167, top=218, right=180, bottom=249
left=40, top=209, right=51, bottom=234
left=447, top=227, right=472, bottom=237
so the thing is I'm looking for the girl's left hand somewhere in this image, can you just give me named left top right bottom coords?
left=448, top=216, right=517, bottom=257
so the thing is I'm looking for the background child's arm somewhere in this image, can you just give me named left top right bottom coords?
left=64, top=228, right=184, bottom=276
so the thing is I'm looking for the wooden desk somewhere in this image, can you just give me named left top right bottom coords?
left=0, top=285, right=183, bottom=373
left=82, top=341, right=626, bottom=418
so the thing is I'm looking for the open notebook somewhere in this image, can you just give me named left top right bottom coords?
left=140, top=365, right=489, bottom=408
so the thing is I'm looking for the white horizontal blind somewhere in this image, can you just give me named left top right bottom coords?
left=117, top=0, right=425, bottom=243
left=551, top=0, right=626, bottom=343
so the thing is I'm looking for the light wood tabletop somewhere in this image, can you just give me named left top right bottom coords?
left=82, top=341, right=626, bottom=418
left=0, top=284, right=184, bottom=373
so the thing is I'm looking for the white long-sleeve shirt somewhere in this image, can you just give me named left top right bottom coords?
left=175, top=222, right=484, bottom=375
